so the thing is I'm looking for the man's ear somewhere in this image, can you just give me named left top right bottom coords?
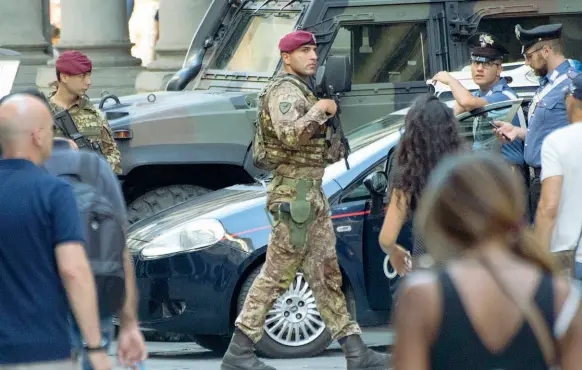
left=281, top=52, right=290, bottom=66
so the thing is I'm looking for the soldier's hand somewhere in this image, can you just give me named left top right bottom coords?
left=67, top=139, right=79, bottom=150
left=492, top=120, right=516, bottom=144
left=317, top=99, right=337, bottom=116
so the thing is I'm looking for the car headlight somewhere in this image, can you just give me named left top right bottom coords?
left=139, top=219, right=226, bottom=260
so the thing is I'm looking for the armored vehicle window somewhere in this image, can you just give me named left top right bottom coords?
left=478, top=14, right=582, bottom=63
left=329, top=22, right=429, bottom=84
left=210, top=11, right=299, bottom=74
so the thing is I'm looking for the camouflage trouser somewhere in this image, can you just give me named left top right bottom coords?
left=235, top=183, right=361, bottom=343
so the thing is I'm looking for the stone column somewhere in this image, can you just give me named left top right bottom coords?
left=36, top=0, right=143, bottom=98
left=135, top=0, right=212, bottom=92
left=0, top=0, right=51, bottom=91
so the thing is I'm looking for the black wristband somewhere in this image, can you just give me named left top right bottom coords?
left=83, top=339, right=108, bottom=352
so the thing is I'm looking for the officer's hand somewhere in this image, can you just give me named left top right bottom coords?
left=317, top=99, right=337, bottom=116
left=492, top=120, right=516, bottom=144
left=432, top=71, right=455, bottom=85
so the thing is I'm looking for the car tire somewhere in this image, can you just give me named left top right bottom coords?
left=127, top=184, right=210, bottom=224
left=236, top=265, right=334, bottom=359
left=192, top=334, right=231, bottom=354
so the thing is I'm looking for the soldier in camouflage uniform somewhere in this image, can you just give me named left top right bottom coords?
left=47, top=51, right=122, bottom=174
left=221, top=31, right=388, bottom=370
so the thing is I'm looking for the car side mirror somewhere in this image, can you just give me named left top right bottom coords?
left=364, top=171, right=388, bottom=196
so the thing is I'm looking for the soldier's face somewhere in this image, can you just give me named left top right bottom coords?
left=282, top=45, right=318, bottom=77
left=471, top=59, right=502, bottom=87
left=61, top=72, right=92, bottom=96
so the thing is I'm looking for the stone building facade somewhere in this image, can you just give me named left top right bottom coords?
left=0, top=0, right=211, bottom=99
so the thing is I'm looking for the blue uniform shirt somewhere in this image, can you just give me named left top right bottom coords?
left=524, top=60, right=573, bottom=167
left=472, top=77, right=525, bottom=165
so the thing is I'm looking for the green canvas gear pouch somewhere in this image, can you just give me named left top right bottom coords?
left=277, top=179, right=315, bottom=248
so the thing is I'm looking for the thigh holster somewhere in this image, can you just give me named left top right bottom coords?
left=277, top=178, right=316, bottom=248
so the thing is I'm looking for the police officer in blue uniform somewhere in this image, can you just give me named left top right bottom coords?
left=432, top=32, right=525, bottom=167
left=494, top=23, right=575, bottom=222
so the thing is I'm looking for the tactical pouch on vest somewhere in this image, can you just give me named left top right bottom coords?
left=278, top=179, right=315, bottom=248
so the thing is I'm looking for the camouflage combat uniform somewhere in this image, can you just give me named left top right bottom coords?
left=236, top=73, right=360, bottom=343
left=48, top=92, right=122, bottom=174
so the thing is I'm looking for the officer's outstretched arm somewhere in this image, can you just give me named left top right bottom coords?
left=268, top=81, right=330, bottom=149
left=448, top=78, right=489, bottom=113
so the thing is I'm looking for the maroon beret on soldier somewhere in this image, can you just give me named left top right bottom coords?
left=278, top=30, right=317, bottom=53
left=55, top=51, right=93, bottom=76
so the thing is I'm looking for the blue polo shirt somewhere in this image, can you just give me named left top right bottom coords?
left=524, top=61, right=573, bottom=168
left=0, top=159, right=85, bottom=364
left=472, top=77, right=525, bottom=165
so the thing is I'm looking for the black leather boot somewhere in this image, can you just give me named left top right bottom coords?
left=340, top=335, right=389, bottom=370
left=220, top=328, right=276, bottom=370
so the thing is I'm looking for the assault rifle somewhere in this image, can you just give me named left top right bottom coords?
left=53, top=109, right=103, bottom=154
left=314, top=56, right=351, bottom=169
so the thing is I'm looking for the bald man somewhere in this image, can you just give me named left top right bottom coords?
left=0, top=95, right=112, bottom=370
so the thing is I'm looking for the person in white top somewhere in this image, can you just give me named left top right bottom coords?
left=536, top=71, right=582, bottom=278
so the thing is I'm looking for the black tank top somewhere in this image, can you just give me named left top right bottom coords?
left=430, top=270, right=554, bottom=370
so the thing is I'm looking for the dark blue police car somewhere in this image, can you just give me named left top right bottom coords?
left=126, top=98, right=525, bottom=358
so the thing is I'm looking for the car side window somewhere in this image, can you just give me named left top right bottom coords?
left=329, top=22, right=430, bottom=84
left=340, top=161, right=387, bottom=203
left=457, top=104, right=521, bottom=153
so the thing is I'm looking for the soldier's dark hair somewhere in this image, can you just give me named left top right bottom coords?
left=390, top=94, right=463, bottom=214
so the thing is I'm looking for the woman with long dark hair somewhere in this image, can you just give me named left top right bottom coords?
left=379, top=94, right=463, bottom=275
left=393, top=153, right=582, bottom=369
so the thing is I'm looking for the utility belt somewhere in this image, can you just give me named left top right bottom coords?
left=266, top=176, right=322, bottom=248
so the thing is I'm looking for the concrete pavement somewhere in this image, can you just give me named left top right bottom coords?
left=109, top=327, right=394, bottom=369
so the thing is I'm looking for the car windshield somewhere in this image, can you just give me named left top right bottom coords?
left=345, top=112, right=407, bottom=152
left=210, top=11, right=300, bottom=74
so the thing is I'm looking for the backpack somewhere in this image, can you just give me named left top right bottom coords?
left=57, top=153, right=126, bottom=315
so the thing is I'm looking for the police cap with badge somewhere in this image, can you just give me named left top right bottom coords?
left=467, top=32, right=509, bottom=64
left=515, top=23, right=563, bottom=54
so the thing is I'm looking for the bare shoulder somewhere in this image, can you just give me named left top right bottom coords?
left=397, top=271, right=440, bottom=311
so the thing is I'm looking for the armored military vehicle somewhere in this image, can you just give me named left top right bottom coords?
left=97, top=0, right=582, bottom=224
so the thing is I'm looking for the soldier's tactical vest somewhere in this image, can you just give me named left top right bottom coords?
left=252, top=74, right=328, bottom=171
left=48, top=95, right=104, bottom=148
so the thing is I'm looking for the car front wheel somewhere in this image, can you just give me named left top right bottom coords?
left=236, top=265, right=335, bottom=359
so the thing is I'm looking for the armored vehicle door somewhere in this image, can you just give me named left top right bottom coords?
left=318, top=1, right=449, bottom=132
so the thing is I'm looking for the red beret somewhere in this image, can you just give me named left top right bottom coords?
left=278, top=31, right=317, bottom=53
left=55, top=51, right=92, bottom=76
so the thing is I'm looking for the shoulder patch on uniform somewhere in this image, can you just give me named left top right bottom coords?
left=279, top=102, right=292, bottom=114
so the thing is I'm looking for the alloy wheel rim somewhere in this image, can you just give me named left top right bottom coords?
left=263, top=273, right=326, bottom=346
